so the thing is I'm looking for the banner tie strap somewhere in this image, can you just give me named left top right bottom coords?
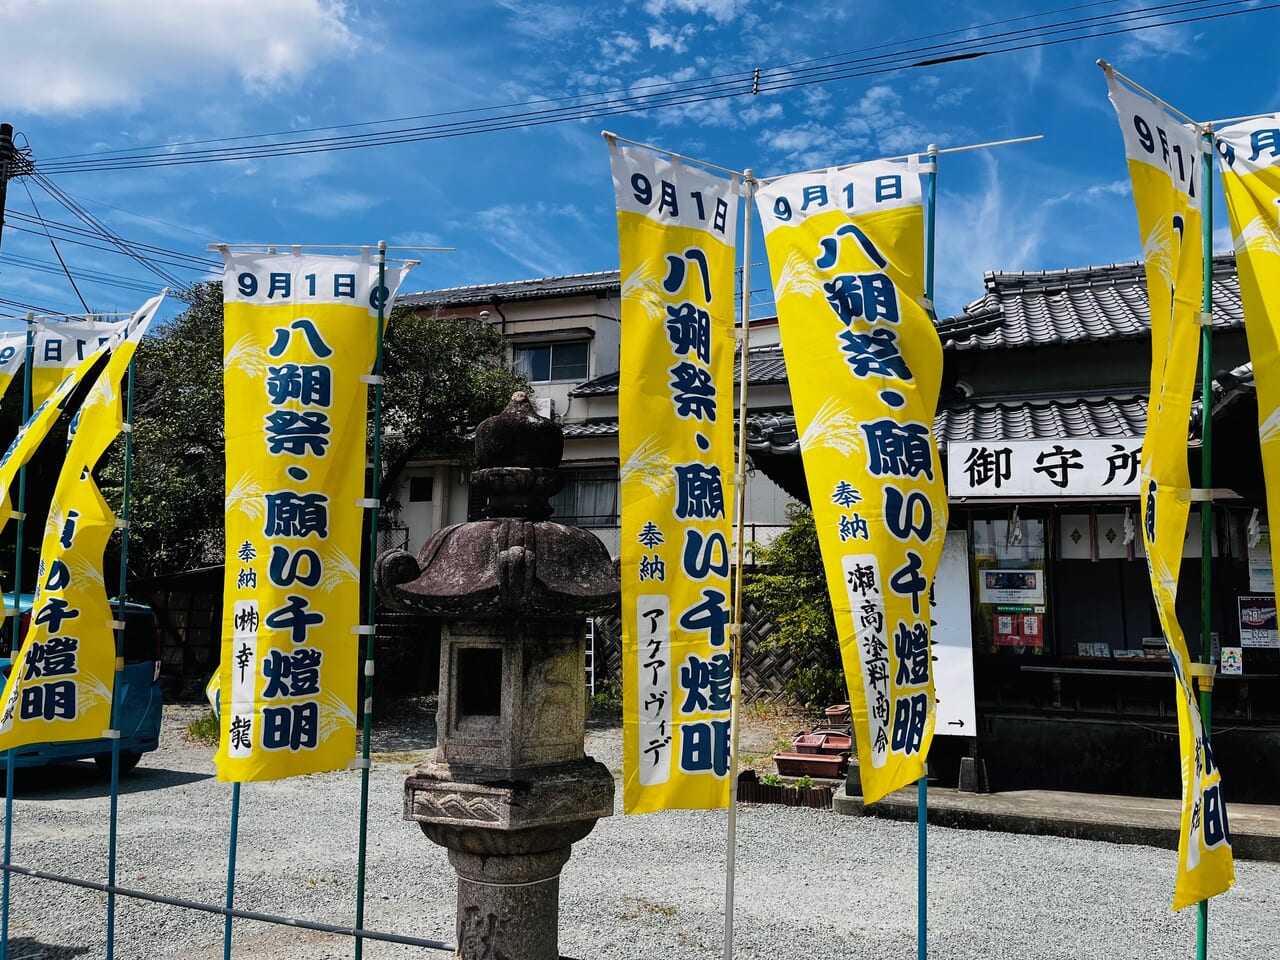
left=1186, top=489, right=1215, bottom=502
left=348, top=758, right=371, bottom=770
left=110, top=620, right=126, bottom=631
left=356, top=498, right=380, bottom=509
left=102, top=729, right=121, bottom=740
left=8, top=511, right=23, bottom=521
left=360, top=374, right=384, bottom=385
left=1188, top=661, right=1217, bottom=691
left=351, top=625, right=376, bottom=635
left=121, top=422, right=133, bottom=434
left=114, top=518, right=130, bottom=530
left=1196, top=312, right=1214, bottom=327
left=364, top=661, right=375, bottom=677
left=364, top=697, right=373, bottom=715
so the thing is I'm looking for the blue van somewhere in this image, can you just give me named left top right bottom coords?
left=0, top=594, right=163, bottom=773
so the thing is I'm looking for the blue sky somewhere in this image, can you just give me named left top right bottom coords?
left=1, top=0, right=1278, bottom=326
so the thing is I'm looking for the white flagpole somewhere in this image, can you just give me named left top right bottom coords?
left=724, top=169, right=755, bottom=960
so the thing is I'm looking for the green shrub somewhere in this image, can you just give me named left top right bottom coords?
left=186, top=710, right=219, bottom=745
left=743, top=504, right=847, bottom=710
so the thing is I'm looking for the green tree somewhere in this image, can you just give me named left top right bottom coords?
left=102, top=283, right=526, bottom=578
left=376, top=307, right=527, bottom=503
left=743, top=502, right=846, bottom=709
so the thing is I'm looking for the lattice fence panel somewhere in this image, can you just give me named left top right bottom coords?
left=591, top=603, right=829, bottom=705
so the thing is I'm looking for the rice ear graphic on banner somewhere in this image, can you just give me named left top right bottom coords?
left=225, top=472, right=266, bottom=523
left=609, top=139, right=740, bottom=815
left=755, top=157, right=947, bottom=806
left=223, top=333, right=272, bottom=378
left=619, top=263, right=669, bottom=323
left=318, top=547, right=361, bottom=592
left=1232, top=215, right=1280, bottom=257
left=799, top=398, right=863, bottom=457
left=620, top=434, right=675, bottom=497
left=774, top=249, right=827, bottom=301
left=217, top=250, right=413, bottom=783
left=1142, top=217, right=1175, bottom=287
left=1104, top=66, right=1234, bottom=910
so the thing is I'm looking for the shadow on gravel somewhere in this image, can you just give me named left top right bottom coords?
left=3, top=937, right=90, bottom=959
left=368, top=695, right=438, bottom=753
left=5, top=762, right=210, bottom=800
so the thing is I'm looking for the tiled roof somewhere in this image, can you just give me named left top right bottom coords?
left=561, top=408, right=796, bottom=442
left=399, top=270, right=620, bottom=309
left=569, top=345, right=790, bottom=398
left=561, top=419, right=620, bottom=439
left=942, top=254, right=1244, bottom=351
left=744, top=394, right=1147, bottom=457
left=935, top=395, right=1147, bottom=442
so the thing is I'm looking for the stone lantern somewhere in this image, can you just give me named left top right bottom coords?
left=377, top=392, right=619, bottom=960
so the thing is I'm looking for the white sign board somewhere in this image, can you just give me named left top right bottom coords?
left=1248, top=525, right=1274, bottom=593
left=933, top=530, right=976, bottom=736
left=947, top=437, right=1142, bottom=498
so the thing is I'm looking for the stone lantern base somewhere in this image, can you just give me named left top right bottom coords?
left=406, top=758, right=614, bottom=960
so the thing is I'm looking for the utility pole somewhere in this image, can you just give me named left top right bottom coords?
left=0, top=122, right=33, bottom=260
left=0, top=122, right=14, bottom=257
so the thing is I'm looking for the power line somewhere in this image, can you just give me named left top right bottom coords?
left=20, top=177, right=89, bottom=311
left=37, top=0, right=1137, bottom=166
left=0, top=254, right=161, bottom=296
left=29, top=171, right=187, bottom=288
left=4, top=212, right=218, bottom=270
left=30, top=0, right=1269, bottom=176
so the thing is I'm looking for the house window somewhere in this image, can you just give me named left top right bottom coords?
left=549, top=467, right=618, bottom=527
left=409, top=476, right=434, bottom=502
left=514, top=341, right=589, bottom=383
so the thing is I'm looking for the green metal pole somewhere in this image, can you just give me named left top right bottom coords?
left=0, top=315, right=33, bottom=960
left=106, top=354, right=137, bottom=960
left=918, top=143, right=939, bottom=960
left=354, top=241, right=389, bottom=960
left=1196, top=127, right=1215, bottom=960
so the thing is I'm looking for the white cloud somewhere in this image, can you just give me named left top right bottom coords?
left=759, top=121, right=860, bottom=171
left=600, top=30, right=642, bottom=63
left=643, top=0, right=747, bottom=23
left=472, top=203, right=586, bottom=277
left=849, top=83, right=962, bottom=156
left=800, top=87, right=834, bottom=120
left=739, top=101, right=784, bottom=126
left=648, top=23, right=698, bottom=54
left=936, top=155, right=1047, bottom=316
left=0, top=0, right=361, bottom=113
left=392, top=230, right=447, bottom=248
left=495, top=1, right=584, bottom=41
left=1044, top=179, right=1132, bottom=207
left=1119, top=22, right=1197, bottom=61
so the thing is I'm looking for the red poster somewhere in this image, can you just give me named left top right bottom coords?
left=993, top=612, right=1044, bottom=648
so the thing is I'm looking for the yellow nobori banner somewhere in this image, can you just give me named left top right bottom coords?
left=0, top=315, right=141, bottom=545
left=218, top=251, right=411, bottom=782
left=0, top=331, right=27, bottom=406
left=32, top=319, right=129, bottom=409
left=610, top=142, right=739, bottom=814
left=756, top=159, right=947, bottom=805
left=1106, top=72, right=1234, bottom=910
left=0, top=296, right=163, bottom=752
left=1218, top=117, right=1280, bottom=600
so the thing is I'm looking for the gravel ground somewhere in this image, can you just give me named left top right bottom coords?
left=2, top=701, right=1278, bottom=960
